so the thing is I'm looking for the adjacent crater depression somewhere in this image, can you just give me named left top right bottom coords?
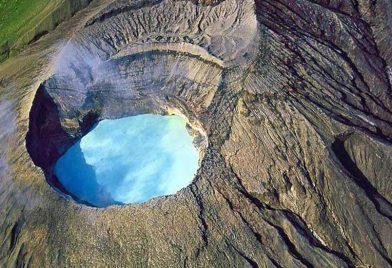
left=54, top=114, right=199, bottom=207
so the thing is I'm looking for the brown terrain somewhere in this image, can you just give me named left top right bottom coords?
left=0, top=0, right=392, bottom=267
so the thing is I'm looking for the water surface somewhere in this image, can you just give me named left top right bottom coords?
left=54, top=114, right=199, bottom=207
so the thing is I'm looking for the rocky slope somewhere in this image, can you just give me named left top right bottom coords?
left=0, top=0, right=391, bottom=267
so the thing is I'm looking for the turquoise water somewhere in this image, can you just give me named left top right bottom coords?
left=54, top=114, right=199, bottom=207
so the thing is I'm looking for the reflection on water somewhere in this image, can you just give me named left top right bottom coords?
left=54, top=114, right=199, bottom=207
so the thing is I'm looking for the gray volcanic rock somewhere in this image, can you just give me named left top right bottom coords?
left=0, top=0, right=392, bottom=267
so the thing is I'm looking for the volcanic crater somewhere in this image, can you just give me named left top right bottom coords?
left=1, top=0, right=392, bottom=266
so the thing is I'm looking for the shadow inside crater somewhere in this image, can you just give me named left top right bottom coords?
left=54, top=141, right=120, bottom=207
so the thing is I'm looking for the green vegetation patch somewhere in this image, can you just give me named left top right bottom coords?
left=0, top=0, right=59, bottom=60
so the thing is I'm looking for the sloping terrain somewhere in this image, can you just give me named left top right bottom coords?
left=0, top=0, right=391, bottom=267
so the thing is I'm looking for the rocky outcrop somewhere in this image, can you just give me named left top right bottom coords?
left=0, top=0, right=391, bottom=267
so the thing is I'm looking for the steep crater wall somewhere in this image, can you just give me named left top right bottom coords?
left=26, top=50, right=217, bottom=205
left=25, top=0, right=259, bottom=205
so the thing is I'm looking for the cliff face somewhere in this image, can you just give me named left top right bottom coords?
left=0, top=0, right=391, bottom=267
